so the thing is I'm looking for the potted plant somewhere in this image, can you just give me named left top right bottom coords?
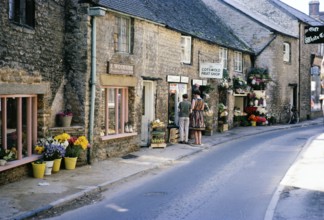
left=54, top=133, right=89, bottom=170
left=0, top=148, right=16, bottom=165
left=57, top=109, right=73, bottom=127
left=32, top=160, right=46, bottom=178
left=247, top=67, right=271, bottom=90
left=0, top=148, right=8, bottom=166
left=218, top=103, right=229, bottom=132
left=35, top=136, right=66, bottom=173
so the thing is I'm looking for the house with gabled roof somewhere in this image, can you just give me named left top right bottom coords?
left=203, top=0, right=324, bottom=120
left=0, top=0, right=255, bottom=183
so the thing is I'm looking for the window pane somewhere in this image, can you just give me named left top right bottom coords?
left=181, top=36, right=191, bottom=63
left=108, top=88, right=116, bottom=134
left=117, top=17, right=130, bottom=53
left=25, top=0, right=35, bottom=27
left=103, top=87, right=129, bottom=136
left=118, top=89, right=123, bottom=133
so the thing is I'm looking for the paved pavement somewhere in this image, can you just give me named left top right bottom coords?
left=0, top=118, right=323, bottom=220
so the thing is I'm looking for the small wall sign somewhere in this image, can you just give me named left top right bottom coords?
left=108, top=62, right=134, bottom=75
left=167, top=75, right=181, bottom=82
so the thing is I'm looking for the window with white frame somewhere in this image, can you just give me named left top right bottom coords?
left=114, top=16, right=132, bottom=53
left=234, top=51, right=242, bottom=72
left=181, top=36, right=192, bottom=64
left=219, top=47, right=228, bottom=69
left=102, top=87, right=133, bottom=137
left=0, top=95, right=38, bottom=164
left=9, top=0, right=35, bottom=27
left=318, top=43, right=324, bottom=56
left=283, top=42, right=291, bottom=62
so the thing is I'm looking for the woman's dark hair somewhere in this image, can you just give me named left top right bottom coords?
left=193, top=90, right=201, bottom=95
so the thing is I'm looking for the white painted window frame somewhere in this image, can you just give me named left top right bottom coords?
left=283, top=42, right=291, bottom=62
left=219, top=47, right=228, bottom=70
left=234, top=51, right=243, bottom=72
left=181, top=36, right=192, bottom=64
left=115, top=16, right=131, bottom=53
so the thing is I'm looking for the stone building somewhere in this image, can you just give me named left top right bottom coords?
left=0, top=0, right=253, bottom=184
left=203, top=0, right=323, bottom=121
left=0, top=0, right=322, bottom=185
left=0, top=0, right=68, bottom=184
left=81, top=0, right=253, bottom=160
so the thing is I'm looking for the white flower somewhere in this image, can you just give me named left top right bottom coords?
left=62, top=140, right=69, bottom=149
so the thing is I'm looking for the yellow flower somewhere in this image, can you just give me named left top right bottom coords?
left=54, top=133, right=71, bottom=143
left=34, top=145, right=44, bottom=154
left=73, top=136, right=88, bottom=150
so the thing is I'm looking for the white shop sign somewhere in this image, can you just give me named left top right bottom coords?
left=199, top=62, right=223, bottom=79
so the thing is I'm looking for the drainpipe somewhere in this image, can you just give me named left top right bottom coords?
left=88, top=7, right=106, bottom=164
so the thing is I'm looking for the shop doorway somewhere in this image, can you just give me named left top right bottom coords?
left=141, top=81, right=155, bottom=147
left=168, top=83, right=188, bottom=126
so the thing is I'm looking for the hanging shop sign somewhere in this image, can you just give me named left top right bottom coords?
left=305, top=26, right=324, bottom=44
left=199, top=62, right=223, bottom=78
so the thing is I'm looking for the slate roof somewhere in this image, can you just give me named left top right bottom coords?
left=92, top=0, right=253, bottom=53
left=222, top=0, right=298, bottom=38
left=271, top=0, right=323, bottom=26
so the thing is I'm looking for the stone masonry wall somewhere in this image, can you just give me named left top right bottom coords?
left=0, top=0, right=67, bottom=182
left=0, top=0, right=66, bottom=127
left=91, top=9, right=253, bottom=161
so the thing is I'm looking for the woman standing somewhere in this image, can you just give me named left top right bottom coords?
left=190, top=90, right=205, bottom=145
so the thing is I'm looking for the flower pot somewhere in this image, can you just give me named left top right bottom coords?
left=0, top=159, right=7, bottom=166
left=64, top=157, right=77, bottom=170
left=59, top=115, right=72, bottom=127
left=52, top=158, right=62, bottom=173
left=44, top=160, right=54, bottom=175
left=251, top=121, right=256, bottom=126
left=32, top=162, right=46, bottom=178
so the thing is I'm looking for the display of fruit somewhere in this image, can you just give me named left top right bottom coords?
left=152, top=138, right=165, bottom=143
left=151, top=119, right=165, bottom=128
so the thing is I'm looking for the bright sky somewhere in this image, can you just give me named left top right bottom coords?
left=280, top=0, right=324, bottom=14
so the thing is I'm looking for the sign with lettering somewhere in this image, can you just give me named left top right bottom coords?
left=108, top=63, right=134, bottom=75
left=305, top=26, right=324, bottom=44
left=167, top=75, right=181, bottom=82
left=199, top=62, right=223, bottom=78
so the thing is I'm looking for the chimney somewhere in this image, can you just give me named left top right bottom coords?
left=309, top=0, right=320, bottom=18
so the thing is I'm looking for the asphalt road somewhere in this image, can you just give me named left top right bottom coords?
left=46, top=126, right=323, bottom=220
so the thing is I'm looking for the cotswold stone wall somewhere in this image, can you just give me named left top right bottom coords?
left=64, top=1, right=91, bottom=128
left=0, top=0, right=71, bottom=182
left=91, top=10, right=252, bottom=161
left=0, top=0, right=66, bottom=128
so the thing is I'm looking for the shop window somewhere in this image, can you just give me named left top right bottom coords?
left=234, top=51, right=242, bottom=72
left=102, top=87, right=134, bottom=137
left=9, top=0, right=35, bottom=28
left=317, top=43, right=324, bottom=56
left=0, top=95, right=38, bottom=167
left=181, top=36, right=192, bottom=64
left=283, top=42, right=291, bottom=62
left=219, top=47, right=228, bottom=69
left=114, top=16, right=134, bottom=53
left=311, top=73, right=321, bottom=111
